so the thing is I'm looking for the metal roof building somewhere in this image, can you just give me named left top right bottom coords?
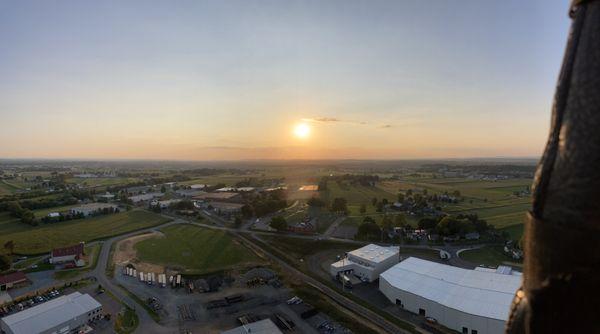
left=379, top=257, right=521, bottom=334
left=0, top=292, right=102, bottom=334
left=220, top=319, right=283, bottom=334
left=330, top=244, right=399, bottom=282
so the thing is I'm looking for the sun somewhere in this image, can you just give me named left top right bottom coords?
left=293, top=123, right=311, bottom=139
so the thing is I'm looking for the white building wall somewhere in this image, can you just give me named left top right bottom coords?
left=50, top=254, right=76, bottom=264
left=379, top=277, right=506, bottom=334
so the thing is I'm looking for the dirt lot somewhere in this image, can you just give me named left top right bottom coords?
left=113, top=231, right=166, bottom=273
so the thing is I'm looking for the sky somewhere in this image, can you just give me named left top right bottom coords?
left=0, top=0, right=571, bottom=160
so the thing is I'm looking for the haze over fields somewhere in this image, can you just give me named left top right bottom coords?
left=0, top=1, right=569, bottom=160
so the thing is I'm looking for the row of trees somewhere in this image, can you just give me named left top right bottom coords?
left=418, top=213, right=490, bottom=236
left=240, top=189, right=287, bottom=218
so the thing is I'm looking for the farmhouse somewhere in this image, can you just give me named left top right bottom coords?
left=0, top=272, right=28, bottom=291
left=193, top=192, right=242, bottom=203
left=49, top=242, right=85, bottom=265
left=330, top=244, right=399, bottom=282
left=69, top=203, right=118, bottom=217
left=379, top=257, right=521, bottom=334
left=0, top=292, right=102, bottom=334
left=221, top=318, right=283, bottom=334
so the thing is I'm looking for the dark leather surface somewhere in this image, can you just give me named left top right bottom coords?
left=507, top=1, right=600, bottom=333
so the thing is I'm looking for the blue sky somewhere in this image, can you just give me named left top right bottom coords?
left=0, top=0, right=571, bottom=159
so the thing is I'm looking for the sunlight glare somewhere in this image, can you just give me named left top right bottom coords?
left=293, top=123, right=311, bottom=139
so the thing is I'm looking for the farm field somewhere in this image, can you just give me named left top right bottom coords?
left=67, top=177, right=140, bottom=187
left=0, top=210, right=170, bottom=255
left=0, top=180, right=22, bottom=196
left=134, top=225, right=262, bottom=274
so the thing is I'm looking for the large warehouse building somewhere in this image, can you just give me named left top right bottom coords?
left=379, top=257, right=521, bottom=334
left=0, top=292, right=102, bottom=334
left=330, top=244, right=399, bottom=282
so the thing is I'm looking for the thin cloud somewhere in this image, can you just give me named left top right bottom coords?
left=303, top=117, right=368, bottom=125
left=379, top=124, right=393, bottom=129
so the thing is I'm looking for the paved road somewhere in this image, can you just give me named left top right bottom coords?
left=92, top=220, right=181, bottom=333
left=323, top=216, right=348, bottom=237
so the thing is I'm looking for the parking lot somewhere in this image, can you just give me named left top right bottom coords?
left=114, top=264, right=355, bottom=333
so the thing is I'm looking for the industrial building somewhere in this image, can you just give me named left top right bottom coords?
left=330, top=244, right=399, bottom=282
left=0, top=292, right=102, bottom=334
left=221, top=319, right=283, bottom=334
left=0, top=272, right=28, bottom=291
left=379, top=257, right=521, bottom=334
left=49, top=242, right=85, bottom=265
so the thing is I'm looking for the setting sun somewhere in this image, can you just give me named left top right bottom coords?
left=293, top=123, right=311, bottom=139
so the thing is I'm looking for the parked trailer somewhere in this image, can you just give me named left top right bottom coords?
left=148, top=273, right=153, bottom=285
left=122, top=267, right=128, bottom=275
left=139, top=272, right=145, bottom=282
left=152, top=272, right=156, bottom=285
left=159, top=274, right=167, bottom=288
left=133, top=269, right=137, bottom=277
left=176, top=275, right=181, bottom=287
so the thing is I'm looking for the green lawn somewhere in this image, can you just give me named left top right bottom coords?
left=134, top=225, right=262, bottom=274
left=0, top=210, right=170, bottom=255
left=32, top=205, right=79, bottom=217
left=115, top=307, right=139, bottom=334
left=459, top=245, right=521, bottom=268
left=500, top=224, right=525, bottom=241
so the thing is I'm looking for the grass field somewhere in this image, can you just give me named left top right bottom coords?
left=0, top=210, right=170, bottom=255
left=134, top=225, right=261, bottom=274
left=459, top=245, right=521, bottom=268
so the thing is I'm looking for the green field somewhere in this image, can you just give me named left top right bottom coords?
left=459, top=245, right=521, bottom=268
left=134, top=225, right=261, bottom=274
left=0, top=210, right=170, bottom=255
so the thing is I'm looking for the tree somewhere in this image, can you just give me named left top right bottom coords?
left=331, top=197, right=348, bottom=214
left=307, top=196, right=326, bottom=207
left=234, top=215, right=243, bottom=228
left=357, top=221, right=381, bottom=241
left=397, top=193, right=405, bottom=203
left=0, top=254, right=11, bottom=272
left=20, top=209, right=36, bottom=226
left=359, top=203, right=366, bottom=214
left=241, top=204, right=254, bottom=219
left=371, top=197, right=378, bottom=206
left=418, top=217, right=438, bottom=230
left=394, top=214, right=407, bottom=228
left=3, top=240, right=14, bottom=255
left=160, top=185, right=167, bottom=193
left=382, top=215, right=393, bottom=231
left=269, top=216, right=288, bottom=231
left=381, top=198, right=389, bottom=205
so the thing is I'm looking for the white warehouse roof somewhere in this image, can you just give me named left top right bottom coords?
left=1, top=292, right=101, bottom=334
left=380, top=257, right=521, bottom=321
left=348, top=244, right=399, bottom=264
left=221, top=319, right=283, bottom=334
